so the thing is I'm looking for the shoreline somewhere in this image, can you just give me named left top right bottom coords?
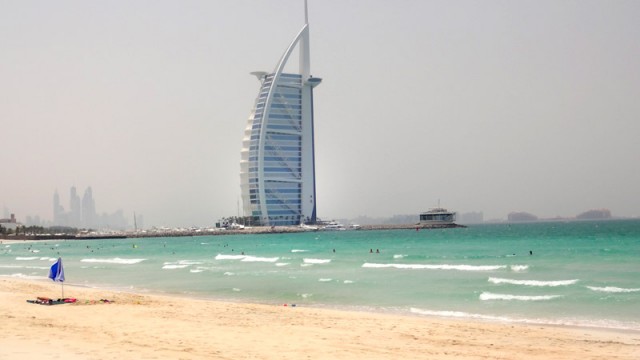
left=1, top=223, right=465, bottom=241
left=1, top=277, right=638, bottom=359
left=10, top=275, right=640, bottom=334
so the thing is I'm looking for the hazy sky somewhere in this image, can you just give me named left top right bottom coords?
left=1, top=0, right=639, bottom=227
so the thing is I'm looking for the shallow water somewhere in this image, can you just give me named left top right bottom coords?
left=2, top=220, right=639, bottom=330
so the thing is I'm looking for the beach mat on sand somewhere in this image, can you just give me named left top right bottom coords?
left=27, top=297, right=77, bottom=305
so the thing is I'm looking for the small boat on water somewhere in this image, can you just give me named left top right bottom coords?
left=321, top=221, right=346, bottom=231
left=299, top=222, right=319, bottom=231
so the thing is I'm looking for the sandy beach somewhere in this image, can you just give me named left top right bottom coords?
left=0, top=278, right=637, bottom=359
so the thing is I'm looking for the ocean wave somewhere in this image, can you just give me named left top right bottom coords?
left=190, top=269, right=205, bottom=273
left=479, top=292, right=562, bottom=301
left=586, top=286, right=640, bottom=293
left=0, top=265, right=49, bottom=270
left=81, top=258, right=146, bottom=265
left=2, top=273, right=47, bottom=280
left=488, top=277, right=578, bottom=287
left=162, top=264, right=189, bottom=270
left=411, top=308, right=511, bottom=322
left=214, top=254, right=279, bottom=262
left=15, top=257, right=39, bottom=261
left=362, top=263, right=506, bottom=271
left=175, top=260, right=204, bottom=265
left=242, top=256, right=279, bottom=263
left=343, top=280, right=354, bottom=284
left=393, top=254, right=406, bottom=259
left=409, top=308, right=640, bottom=331
left=215, top=254, right=245, bottom=260
left=303, top=258, right=331, bottom=264
left=275, top=263, right=289, bottom=267
left=224, top=272, right=234, bottom=276
left=510, top=265, right=529, bottom=272
left=291, top=249, right=308, bottom=253
left=318, top=278, right=333, bottom=282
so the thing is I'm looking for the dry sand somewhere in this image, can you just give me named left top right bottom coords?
left=1, top=278, right=638, bottom=359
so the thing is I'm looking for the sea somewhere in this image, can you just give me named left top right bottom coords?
left=2, top=220, right=639, bottom=331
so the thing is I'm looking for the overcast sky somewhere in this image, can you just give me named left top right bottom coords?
left=1, top=0, right=639, bottom=227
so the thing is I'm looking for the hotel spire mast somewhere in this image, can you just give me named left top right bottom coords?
left=300, top=0, right=310, bottom=80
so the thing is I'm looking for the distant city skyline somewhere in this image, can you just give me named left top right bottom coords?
left=1, top=1, right=638, bottom=227
left=46, top=186, right=136, bottom=230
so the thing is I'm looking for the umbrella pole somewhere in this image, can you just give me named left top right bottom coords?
left=61, top=282, right=64, bottom=299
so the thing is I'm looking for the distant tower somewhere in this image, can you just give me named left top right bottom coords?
left=53, top=190, right=63, bottom=225
left=82, top=187, right=96, bottom=229
left=69, top=186, right=81, bottom=228
left=239, top=0, right=321, bottom=226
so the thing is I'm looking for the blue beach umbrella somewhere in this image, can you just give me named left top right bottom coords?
left=48, top=257, right=65, bottom=298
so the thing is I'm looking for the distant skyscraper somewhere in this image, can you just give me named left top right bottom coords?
left=69, top=186, right=81, bottom=227
left=82, top=187, right=96, bottom=229
left=53, top=190, right=64, bottom=225
left=240, top=1, right=321, bottom=226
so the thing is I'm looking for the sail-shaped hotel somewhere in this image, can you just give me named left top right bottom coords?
left=240, top=2, right=321, bottom=226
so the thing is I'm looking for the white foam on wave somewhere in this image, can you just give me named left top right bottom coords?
left=162, top=264, right=189, bottom=270
left=291, top=249, right=308, bottom=253
left=275, top=263, right=289, bottom=267
left=15, top=257, right=39, bottom=261
left=214, top=254, right=279, bottom=262
left=393, top=254, right=406, bottom=259
left=318, top=278, right=332, bottom=282
left=177, top=260, right=204, bottom=265
left=510, top=265, right=529, bottom=272
left=480, top=292, right=562, bottom=301
left=224, top=272, right=234, bottom=276
left=215, top=254, right=245, bottom=260
left=1, top=273, right=47, bottom=280
left=343, top=280, right=354, bottom=284
left=411, top=308, right=512, bottom=322
left=409, top=308, right=640, bottom=331
left=0, top=265, right=49, bottom=270
left=362, top=263, right=506, bottom=271
left=81, top=258, right=146, bottom=265
left=489, top=277, right=578, bottom=287
left=303, top=258, right=331, bottom=264
left=586, top=286, right=640, bottom=293
left=190, top=269, right=205, bottom=273
left=243, top=256, right=279, bottom=263
left=40, top=257, right=57, bottom=262
left=162, top=260, right=203, bottom=270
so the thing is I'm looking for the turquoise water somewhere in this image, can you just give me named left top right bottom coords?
left=2, top=220, right=639, bottom=330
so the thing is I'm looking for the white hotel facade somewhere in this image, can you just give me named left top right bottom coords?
left=240, top=2, right=321, bottom=226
